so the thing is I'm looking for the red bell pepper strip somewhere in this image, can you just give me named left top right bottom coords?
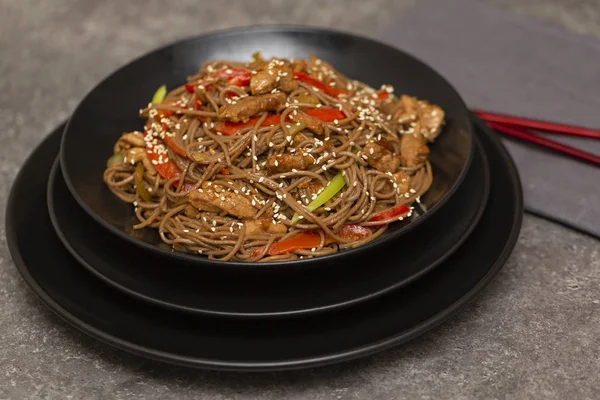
left=145, top=146, right=181, bottom=182
left=213, top=114, right=282, bottom=136
left=369, top=204, right=410, bottom=226
left=377, top=90, right=389, bottom=101
left=293, top=71, right=348, bottom=97
left=264, top=231, right=321, bottom=256
left=304, top=107, right=346, bottom=122
left=213, top=108, right=345, bottom=136
left=146, top=110, right=188, bottom=157
left=251, top=224, right=371, bottom=257
left=163, top=136, right=187, bottom=157
left=185, top=68, right=251, bottom=93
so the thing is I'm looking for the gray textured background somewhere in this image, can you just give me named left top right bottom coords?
left=1, top=1, right=599, bottom=399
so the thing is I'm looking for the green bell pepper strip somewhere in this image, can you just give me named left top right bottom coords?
left=152, top=85, right=167, bottom=104
left=107, top=153, right=124, bottom=167
left=291, top=171, right=346, bottom=224
left=134, top=163, right=152, bottom=202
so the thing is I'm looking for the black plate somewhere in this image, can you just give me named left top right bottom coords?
left=6, top=116, right=522, bottom=370
left=47, top=138, right=488, bottom=318
left=59, top=26, right=473, bottom=267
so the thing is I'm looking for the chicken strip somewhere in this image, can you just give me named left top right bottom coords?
left=189, top=182, right=256, bottom=219
left=417, top=100, right=444, bottom=141
left=266, top=153, right=315, bottom=174
left=289, top=110, right=325, bottom=135
left=250, top=58, right=298, bottom=95
left=218, top=92, right=286, bottom=123
left=363, top=141, right=401, bottom=173
left=245, top=219, right=288, bottom=235
left=400, top=134, right=430, bottom=168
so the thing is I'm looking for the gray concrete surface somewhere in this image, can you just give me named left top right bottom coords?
left=1, top=1, right=599, bottom=399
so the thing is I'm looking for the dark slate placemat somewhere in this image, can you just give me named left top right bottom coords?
left=379, top=0, right=600, bottom=238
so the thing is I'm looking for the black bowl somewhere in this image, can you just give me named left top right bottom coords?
left=60, top=26, right=473, bottom=267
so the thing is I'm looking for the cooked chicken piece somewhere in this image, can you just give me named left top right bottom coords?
left=400, top=134, right=430, bottom=167
left=392, top=171, right=411, bottom=194
left=266, top=153, right=315, bottom=174
left=125, top=147, right=145, bottom=164
left=184, top=204, right=201, bottom=219
left=218, top=92, right=286, bottom=123
left=247, top=52, right=266, bottom=70
left=392, top=95, right=444, bottom=141
left=250, top=58, right=298, bottom=95
left=289, top=111, right=324, bottom=135
left=189, top=182, right=256, bottom=219
left=363, top=141, right=401, bottom=173
left=418, top=100, right=444, bottom=141
left=291, top=132, right=311, bottom=148
left=307, top=181, right=323, bottom=197
left=381, top=100, right=402, bottom=117
left=119, top=131, right=146, bottom=147
left=245, top=219, right=288, bottom=235
left=290, top=59, right=307, bottom=73
left=393, top=95, right=419, bottom=125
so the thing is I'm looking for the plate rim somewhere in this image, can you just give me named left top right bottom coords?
left=58, top=24, right=475, bottom=268
left=6, top=115, right=523, bottom=371
left=46, top=137, right=489, bottom=318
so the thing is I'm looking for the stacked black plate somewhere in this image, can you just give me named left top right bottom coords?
left=6, top=27, right=523, bottom=371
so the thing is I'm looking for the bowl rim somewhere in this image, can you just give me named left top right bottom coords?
left=59, top=24, right=474, bottom=268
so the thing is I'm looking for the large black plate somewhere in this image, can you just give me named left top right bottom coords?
left=47, top=138, right=488, bottom=318
left=59, top=26, right=473, bottom=268
left=6, top=116, right=522, bottom=370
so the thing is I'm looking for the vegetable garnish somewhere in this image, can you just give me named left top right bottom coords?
left=291, top=171, right=346, bottom=224
left=152, top=85, right=167, bottom=104
left=107, top=153, right=124, bottom=167
left=134, top=163, right=152, bottom=202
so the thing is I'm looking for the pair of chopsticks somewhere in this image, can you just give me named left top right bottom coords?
left=473, top=110, right=600, bottom=167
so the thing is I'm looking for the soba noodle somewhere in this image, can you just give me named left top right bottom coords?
left=104, top=54, right=443, bottom=262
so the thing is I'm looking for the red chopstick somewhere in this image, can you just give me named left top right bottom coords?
left=473, top=110, right=600, bottom=140
left=486, top=122, right=600, bottom=167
